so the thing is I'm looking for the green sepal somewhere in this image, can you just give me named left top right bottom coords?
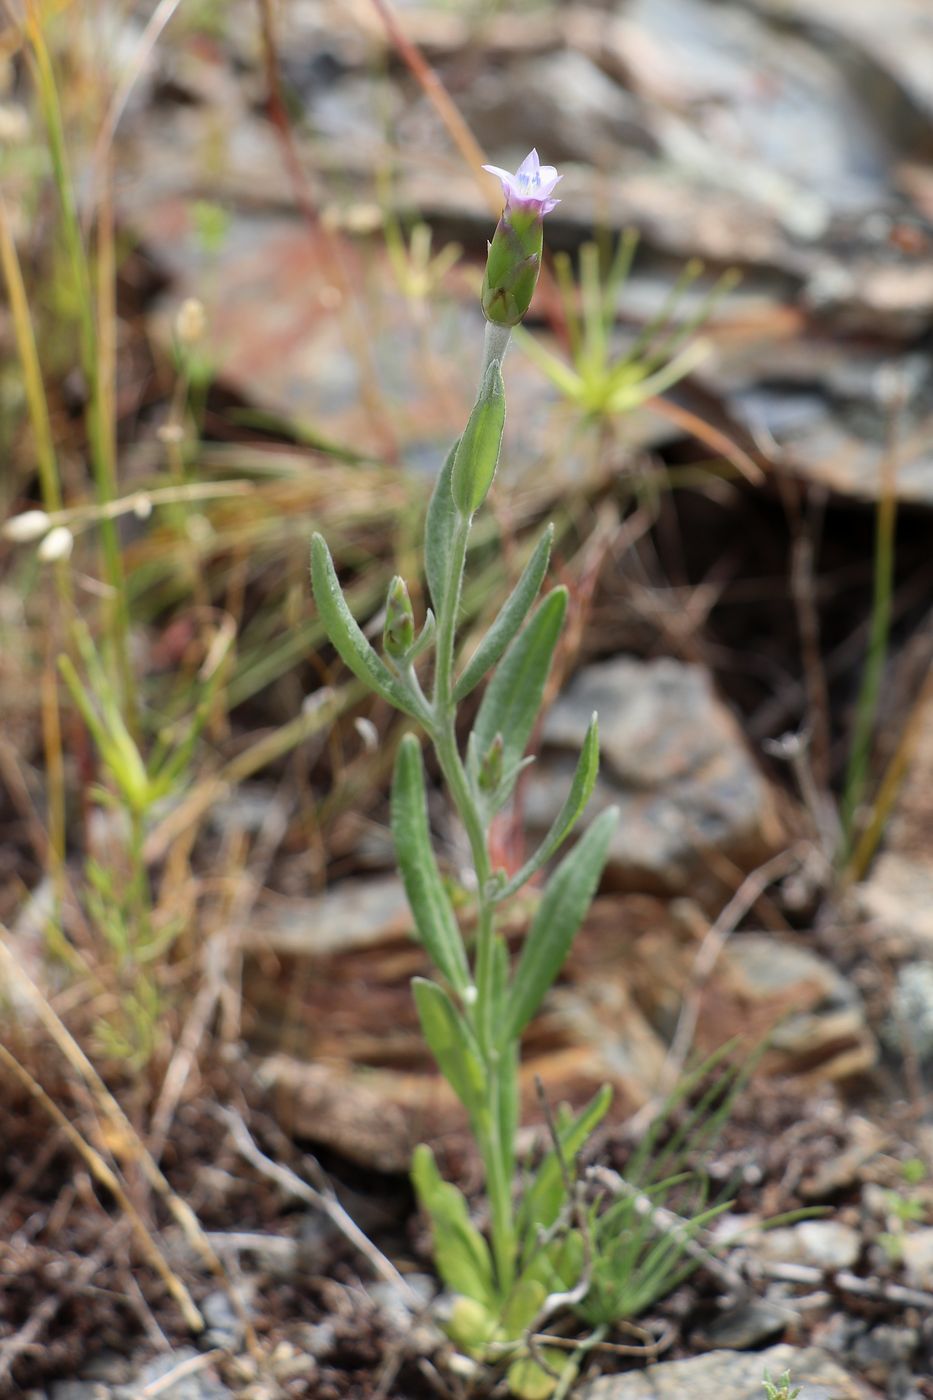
left=454, top=525, right=554, bottom=702
left=503, top=807, right=618, bottom=1043
left=425, top=439, right=460, bottom=615
left=483, top=211, right=545, bottom=328
left=407, top=609, right=436, bottom=664
left=411, top=1144, right=497, bottom=1308
left=412, top=978, right=485, bottom=1116
left=451, top=362, right=506, bottom=516
left=472, top=587, right=567, bottom=795
left=495, top=713, right=600, bottom=903
left=310, top=534, right=427, bottom=722
left=391, top=735, right=470, bottom=994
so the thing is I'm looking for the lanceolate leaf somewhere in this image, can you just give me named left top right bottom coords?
left=310, top=534, right=427, bottom=721
left=495, top=713, right=600, bottom=902
left=454, top=525, right=554, bottom=702
left=472, top=587, right=567, bottom=785
left=424, top=439, right=460, bottom=615
left=504, top=806, right=618, bottom=1042
left=391, top=735, right=470, bottom=994
left=411, top=1144, right=497, bottom=1307
left=450, top=362, right=506, bottom=515
left=413, top=978, right=485, bottom=1116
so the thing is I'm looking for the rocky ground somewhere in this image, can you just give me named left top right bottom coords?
left=2, top=0, right=933, bottom=1396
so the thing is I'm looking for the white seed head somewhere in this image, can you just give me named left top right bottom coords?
left=175, top=296, right=206, bottom=346
left=3, top=508, right=51, bottom=542
left=353, top=717, right=379, bottom=752
left=37, top=525, right=74, bottom=563
left=132, top=493, right=153, bottom=520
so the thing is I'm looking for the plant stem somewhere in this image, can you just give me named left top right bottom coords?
left=429, top=406, right=519, bottom=1300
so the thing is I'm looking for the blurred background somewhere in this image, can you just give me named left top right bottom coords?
left=2, top=0, right=933, bottom=1394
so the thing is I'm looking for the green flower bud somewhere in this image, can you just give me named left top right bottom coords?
left=482, top=208, right=544, bottom=327
left=478, top=732, right=504, bottom=793
left=383, top=575, right=415, bottom=659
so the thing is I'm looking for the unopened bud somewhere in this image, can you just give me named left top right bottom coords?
left=481, top=149, right=560, bottom=327
left=37, top=525, right=74, bottom=563
left=478, top=733, right=504, bottom=793
left=383, top=576, right=415, bottom=659
left=450, top=362, right=505, bottom=516
left=175, top=297, right=206, bottom=346
left=3, top=508, right=51, bottom=542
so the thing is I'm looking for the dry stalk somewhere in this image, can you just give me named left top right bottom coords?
left=0, top=935, right=253, bottom=1344
left=0, top=1043, right=203, bottom=1332
left=219, top=1106, right=423, bottom=1309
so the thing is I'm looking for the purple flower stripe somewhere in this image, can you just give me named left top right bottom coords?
left=482, top=148, right=561, bottom=215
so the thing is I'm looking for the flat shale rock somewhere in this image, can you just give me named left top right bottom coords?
left=244, top=886, right=674, bottom=1170
left=525, top=657, right=784, bottom=904
left=580, top=1343, right=871, bottom=1400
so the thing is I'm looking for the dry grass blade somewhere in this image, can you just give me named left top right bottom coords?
left=0, top=934, right=254, bottom=1342
left=0, top=1043, right=203, bottom=1332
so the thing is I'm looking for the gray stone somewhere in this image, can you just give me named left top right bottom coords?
left=114, top=1350, right=232, bottom=1400
left=901, top=1228, right=933, bottom=1290
left=527, top=657, right=782, bottom=903
left=245, top=874, right=411, bottom=955
left=702, top=1299, right=795, bottom=1349
left=848, top=1324, right=918, bottom=1374
left=200, top=1288, right=243, bottom=1351
left=885, top=962, right=933, bottom=1063
left=579, top=1343, right=871, bottom=1399
left=758, top=1219, right=861, bottom=1271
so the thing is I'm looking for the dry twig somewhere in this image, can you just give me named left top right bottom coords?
left=219, top=1106, right=423, bottom=1308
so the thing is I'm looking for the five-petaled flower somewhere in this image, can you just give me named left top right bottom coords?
left=482, top=148, right=561, bottom=217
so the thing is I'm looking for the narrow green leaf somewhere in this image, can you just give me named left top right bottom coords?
left=424, top=439, right=459, bottom=615
left=391, top=735, right=470, bottom=994
left=495, top=713, right=600, bottom=902
left=411, top=1144, right=497, bottom=1307
left=518, top=1084, right=612, bottom=1244
left=504, top=807, right=618, bottom=1043
left=412, top=978, right=485, bottom=1115
left=472, top=587, right=567, bottom=786
left=454, top=525, right=554, bottom=702
left=310, top=533, right=426, bottom=721
left=499, top=1277, right=546, bottom=1337
left=450, top=362, right=506, bottom=515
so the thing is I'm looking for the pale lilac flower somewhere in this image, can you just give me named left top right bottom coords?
left=482, top=149, right=561, bottom=216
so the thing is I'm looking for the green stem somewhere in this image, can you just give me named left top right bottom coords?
left=28, top=19, right=136, bottom=721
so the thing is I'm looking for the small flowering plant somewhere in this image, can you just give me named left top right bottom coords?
left=311, top=152, right=618, bottom=1391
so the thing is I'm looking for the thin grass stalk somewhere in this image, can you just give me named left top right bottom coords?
left=23, top=2, right=135, bottom=717
left=839, top=456, right=898, bottom=856
left=0, top=1042, right=204, bottom=1332
left=0, top=194, right=63, bottom=514
left=0, top=192, right=74, bottom=920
